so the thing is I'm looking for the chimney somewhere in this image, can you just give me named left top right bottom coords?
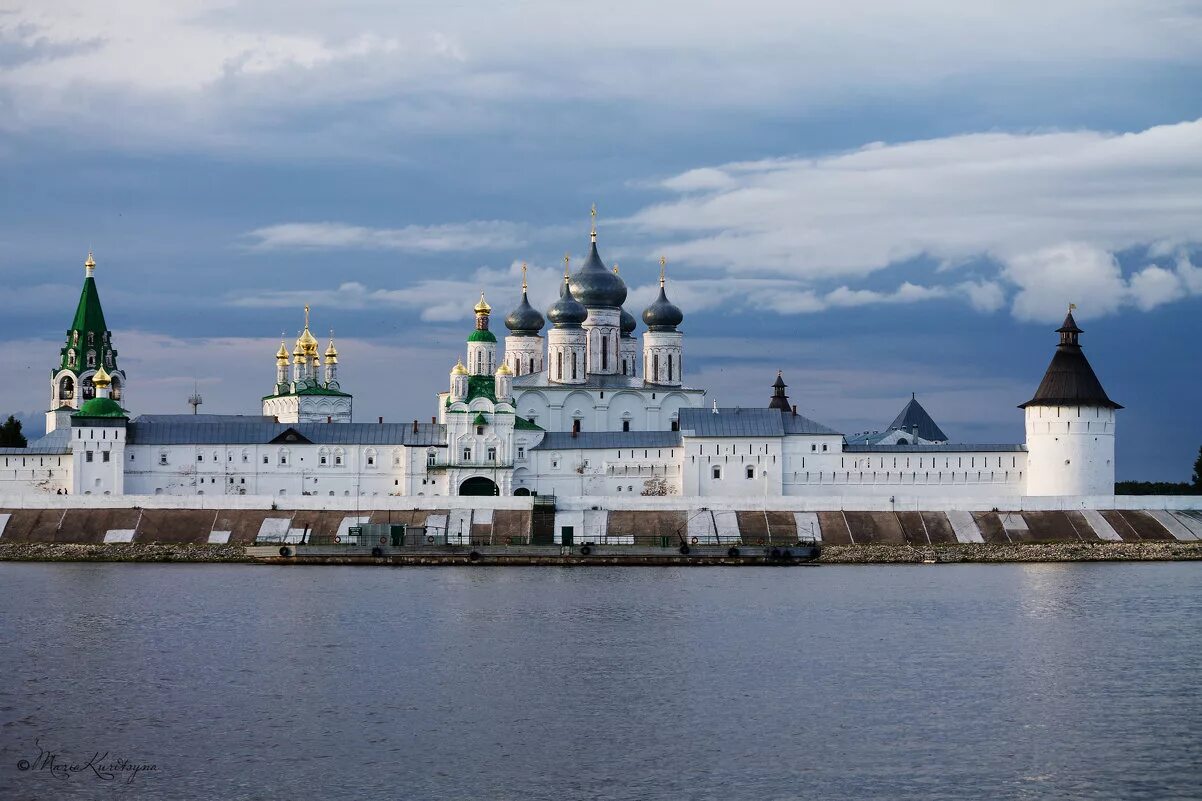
left=792, top=404, right=798, bottom=416
left=273, top=415, right=279, bottom=423
left=412, top=419, right=418, bottom=434
left=431, top=416, right=436, bottom=425
left=327, top=416, right=332, bottom=424
left=378, top=416, right=383, bottom=424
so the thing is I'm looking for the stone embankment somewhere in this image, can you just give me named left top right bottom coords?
left=2, top=541, right=1199, bottom=565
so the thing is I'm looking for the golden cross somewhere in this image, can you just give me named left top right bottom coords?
left=303, top=305, right=310, bottom=329
left=659, top=256, right=667, bottom=286
left=563, top=253, right=570, bottom=278
left=590, top=203, right=597, bottom=235
left=521, top=262, right=528, bottom=291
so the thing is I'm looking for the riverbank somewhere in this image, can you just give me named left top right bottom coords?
left=2, top=541, right=1200, bottom=564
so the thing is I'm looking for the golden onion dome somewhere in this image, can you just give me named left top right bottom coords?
left=451, top=359, right=468, bottom=376
left=276, top=341, right=289, bottom=361
left=496, top=362, right=513, bottom=376
left=92, top=365, right=112, bottom=387
left=474, top=291, right=491, bottom=314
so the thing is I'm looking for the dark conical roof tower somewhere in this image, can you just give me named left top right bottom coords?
left=888, top=394, right=948, bottom=442
left=1019, top=310, right=1122, bottom=409
left=768, top=371, right=791, bottom=411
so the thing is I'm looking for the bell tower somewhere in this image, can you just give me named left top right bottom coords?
left=48, top=251, right=126, bottom=433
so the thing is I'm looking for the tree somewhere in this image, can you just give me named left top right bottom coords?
left=1193, top=445, right=1202, bottom=490
left=0, top=415, right=26, bottom=448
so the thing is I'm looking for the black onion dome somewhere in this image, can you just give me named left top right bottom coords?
left=620, top=307, right=637, bottom=338
left=642, top=285, right=684, bottom=331
left=547, top=280, right=587, bottom=328
left=504, top=291, right=545, bottom=336
left=569, top=240, right=627, bottom=308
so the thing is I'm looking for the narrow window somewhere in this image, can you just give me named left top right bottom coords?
left=668, top=354, right=674, bottom=381
left=517, top=446, right=525, bottom=459
left=601, top=335, right=608, bottom=370
left=652, top=354, right=660, bottom=382
left=487, top=447, right=497, bottom=461
left=86, top=451, right=94, bottom=463
left=463, top=448, right=472, bottom=461
left=745, top=465, right=754, bottom=479
left=556, top=352, right=563, bottom=380
left=623, top=420, right=630, bottom=432
left=572, top=352, right=578, bottom=380
left=102, top=451, right=110, bottom=463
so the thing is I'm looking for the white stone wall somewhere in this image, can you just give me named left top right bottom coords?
left=546, top=328, right=587, bottom=384
left=505, top=335, right=544, bottom=376
left=1025, top=405, right=1115, bottom=496
left=0, top=453, right=71, bottom=495
left=583, top=308, right=621, bottom=375
left=642, top=330, right=683, bottom=386
left=70, top=424, right=125, bottom=496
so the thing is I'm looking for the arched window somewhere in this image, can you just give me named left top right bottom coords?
left=87, top=351, right=96, bottom=368
left=278, top=448, right=290, bottom=466
left=365, top=448, right=376, bottom=467
left=556, top=352, right=563, bottom=380
left=668, top=354, right=674, bottom=381
left=334, top=448, right=344, bottom=466
left=318, top=448, right=329, bottom=466
left=571, top=352, right=578, bottom=380
left=652, top=354, right=660, bottom=382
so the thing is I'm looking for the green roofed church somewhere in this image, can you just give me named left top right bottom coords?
left=46, top=252, right=126, bottom=435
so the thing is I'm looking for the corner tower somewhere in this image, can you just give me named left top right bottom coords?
left=1021, top=308, right=1121, bottom=497
left=48, top=252, right=126, bottom=434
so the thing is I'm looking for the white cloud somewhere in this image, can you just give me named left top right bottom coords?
left=1129, top=265, right=1186, bottom=312
left=245, top=221, right=529, bottom=253
left=629, top=120, right=1202, bottom=321
left=3, top=1, right=1202, bottom=149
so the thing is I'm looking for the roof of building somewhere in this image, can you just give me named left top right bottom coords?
left=678, top=407, right=841, bottom=437
left=59, top=253, right=119, bottom=375
left=73, top=397, right=127, bottom=419
left=887, top=395, right=948, bottom=442
left=0, top=428, right=72, bottom=455
left=642, top=283, right=684, bottom=331
left=569, top=236, right=627, bottom=308
left=505, top=289, right=545, bottom=335
left=843, top=443, right=1027, bottom=453
left=467, top=329, right=497, bottom=343
left=547, top=277, right=588, bottom=327
left=531, top=431, right=683, bottom=450
left=126, top=419, right=446, bottom=446
left=1019, top=311, right=1122, bottom=409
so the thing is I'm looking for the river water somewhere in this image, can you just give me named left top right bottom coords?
left=0, top=562, right=1198, bottom=800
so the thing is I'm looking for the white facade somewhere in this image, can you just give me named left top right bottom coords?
left=0, top=244, right=1129, bottom=502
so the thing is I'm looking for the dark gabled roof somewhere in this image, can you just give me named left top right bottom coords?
left=888, top=395, right=948, bottom=442
left=126, top=420, right=446, bottom=447
left=1019, top=312, right=1122, bottom=409
left=678, top=407, right=840, bottom=437
left=531, top=431, right=683, bottom=450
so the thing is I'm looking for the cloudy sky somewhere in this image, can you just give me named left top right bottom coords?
left=2, top=0, right=1200, bottom=480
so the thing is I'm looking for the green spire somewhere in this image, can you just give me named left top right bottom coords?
left=58, top=252, right=118, bottom=375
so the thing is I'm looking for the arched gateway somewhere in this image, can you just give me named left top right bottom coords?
left=459, top=477, right=499, bottom=496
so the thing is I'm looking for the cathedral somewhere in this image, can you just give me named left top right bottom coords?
left=1, top=219, right=1123, bottom=500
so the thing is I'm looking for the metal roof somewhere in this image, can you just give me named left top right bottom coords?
left=531, top=431, right=683, bottom=450
left=134, top=414, right=277, bottom=424
left=843, top=444, right=1026, bottom=453
left=678, top=407, right=841, bottom=438
left=887, top=396, right=949, bottom=442
left=0, top=428, right=72, bottom=455
left=127, top=420, right=446, bottom=447
left=1020, top=312, right=1121, bottom=409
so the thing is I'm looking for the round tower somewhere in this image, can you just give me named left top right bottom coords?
left=641, top=257, right=684, bottom=387
left=1021, top=308, right=1121, bottom=496
left=546, top=256, right=588, bottom=385
left=503, top=264, right=545, bottom=376
left=569, top=206, right=626, bottom=376
left=466, top=292, right=497, bottom=376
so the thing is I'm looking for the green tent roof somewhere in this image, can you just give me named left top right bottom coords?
left=472, top=413, right=489, bottom=427
left=58, top=268, right=118, bottom=375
